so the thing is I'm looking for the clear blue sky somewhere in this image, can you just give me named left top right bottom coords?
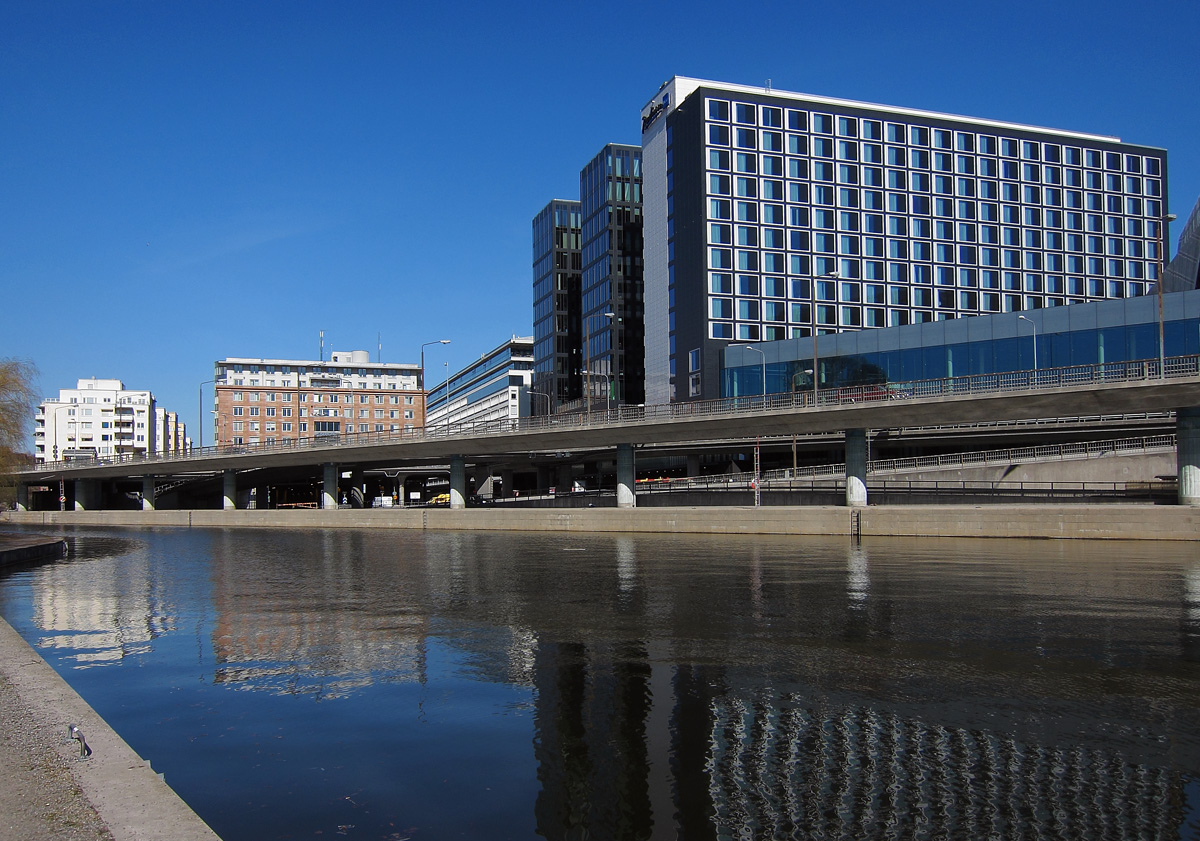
left=3, top=0, right=1198, bottom=440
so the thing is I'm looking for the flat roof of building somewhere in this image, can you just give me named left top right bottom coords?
left=648, top=76, right=1159, bottom=148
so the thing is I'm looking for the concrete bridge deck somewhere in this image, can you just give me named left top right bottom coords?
left=17, top=356, right=1200, bottom=508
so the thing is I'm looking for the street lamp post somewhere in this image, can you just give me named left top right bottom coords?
left=198, top=379, right=214, bottom=450
left=812, top=271, right=839, bottom=401
left=443, top=361, right=450, bottom=435
left=610, top=312, right=622, bottom=407
left=420, top=339, right=450, bottom=428
left=583, top=311, right=615, bottom=418
left=1156, top=212, right=1178, bottom=378
left=1017, top=315, right=1038, bottom=376
left=742, top=345, right=766, bottom=398
left=528, top=388, right=551, bottom=416
left=47, top=403, right=79, bottom=511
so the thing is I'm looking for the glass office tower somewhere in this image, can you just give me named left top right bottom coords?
left=641, top=77, right=1170, bottom=403
left=532, top=199, right=582, bottom=412
left=580, top=144, right=645, bottom=406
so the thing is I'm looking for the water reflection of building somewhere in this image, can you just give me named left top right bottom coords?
left=30, top=536, right=176, bottom=665
left=703, top=691, right=1185, bottom=840
left=208, top=530, right=429, bottom=697
left=531, top=652, right=1193, bottom=840
left=525, top=541, right=1200, bottom=840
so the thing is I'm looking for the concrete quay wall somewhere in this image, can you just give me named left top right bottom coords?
left=0, top=616, right=222, bottom=841
left=5, top=504, right=1198, bottom=541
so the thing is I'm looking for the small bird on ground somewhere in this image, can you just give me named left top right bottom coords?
left=68, top=724, right=92, bottom=758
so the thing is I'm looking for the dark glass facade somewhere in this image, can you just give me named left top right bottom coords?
left=532, top=200, right=582, bottom=412
left=580, top=144, right=645, bottom=406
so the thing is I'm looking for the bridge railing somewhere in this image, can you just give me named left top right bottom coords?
left=21, top=354, right=1200, bottom=475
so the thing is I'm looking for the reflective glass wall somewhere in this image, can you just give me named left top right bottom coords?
left=723, top=289, right=1200, bottom=396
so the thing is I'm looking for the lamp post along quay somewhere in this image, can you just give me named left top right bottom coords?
left=742, top=345, right=766, bottom=398
left=583, top=311, right=615, bottom=419
left=1157, top=212, right=1178, bottom=377
left=420, top=339, right=450, bottom=428
left=812, top=270, right=839, bottom=400
left=1018, top=315, right=1038, bottom=376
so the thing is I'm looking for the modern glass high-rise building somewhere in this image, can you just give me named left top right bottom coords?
left=580, top=144, right=645, bottom=406
left=640, top=77, right=1170, bottom=403
left=534, top=144, right=645, bottom=412
left=532, top=199, right=582, bottom=412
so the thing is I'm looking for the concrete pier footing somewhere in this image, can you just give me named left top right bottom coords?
left=617, top=443, right=636, bottom=509
left=449, top=456, right=466, bottom=509
left=222, top=470, right=236, bottom=511
left=1178, top=407, right=1200, bottom=506
left=845, top=428, right=868, bottom=508
left=321, top=463, right=338, bottom=510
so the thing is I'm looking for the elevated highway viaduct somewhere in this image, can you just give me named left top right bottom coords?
left=15, top=358, right=1200, bottom=510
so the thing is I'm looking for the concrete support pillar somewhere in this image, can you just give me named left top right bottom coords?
left=1178, top=407, right=1200, bottom=506
left=845, top=428, right=868, bottom=508
left=322, top=463, right=339, bottom=510
left=617, top=443, right=636, bottom=509
left=686, top=453, right=701, bottom=478
left=556, top=464, right=573, bottom=494
left=75, top=479, right=98, bottom=511
left=16, top=483, right=28, bottom=512
left=141, top=477, right=156, bottom=511
left=449, top=456, right=466, bottom=510
left=223, top=470, right=237, bottom=510
left=350, top=469, right=365, bottom=508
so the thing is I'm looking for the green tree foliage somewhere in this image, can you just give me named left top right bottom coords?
left=0, top=358, right=38, bottom=505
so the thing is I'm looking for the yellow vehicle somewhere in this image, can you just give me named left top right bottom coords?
left=428, top=493, right=450, bottom=506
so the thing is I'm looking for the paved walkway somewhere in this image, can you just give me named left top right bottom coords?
left=0, top=616, right=221, bottom=841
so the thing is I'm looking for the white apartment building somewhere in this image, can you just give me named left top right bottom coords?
left=154, top=407, right=188, bottom=455
left=34, top=378, right=177, bottom=463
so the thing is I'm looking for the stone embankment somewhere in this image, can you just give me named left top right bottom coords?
left=0, top=535, right=222, bottom=840
left=4, top=504, right=1199, bottom=540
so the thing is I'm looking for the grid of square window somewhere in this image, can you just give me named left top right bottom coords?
left=701, top=97, right=1166, bottom=341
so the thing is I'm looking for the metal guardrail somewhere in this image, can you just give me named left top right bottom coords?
left=758, top=433, right=1178, bottom=481
left=630, top=476, right=1174, bottom=503
left=22, top=355, right=1200, bottom=475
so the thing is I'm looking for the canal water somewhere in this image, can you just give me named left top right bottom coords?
left=1, top=525, right=1198, bottom=841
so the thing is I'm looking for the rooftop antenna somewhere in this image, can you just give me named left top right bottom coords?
left=378, top=332, right=382, bottom=363
left=319, top=330, right=325, bottom=362
left=765, top=78, right=772, bottom=92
